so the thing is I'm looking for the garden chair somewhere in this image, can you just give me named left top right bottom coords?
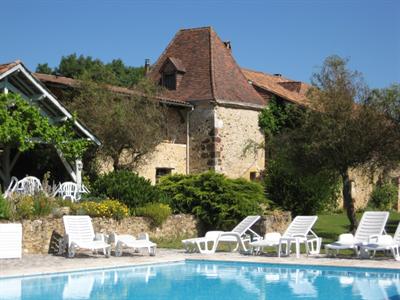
left=325, top=211, right=389, bottom=257
left=0, top=223, right=22, bottom=259
left=360, top=221, right=400, bottom=261
left=250, top=216, right=321, bottom=258
left=54, top=181, right=78, bottom=202
left=3, top=176, right=18, bottom=198
left=181, top=215, right=261, bottom=254
left=62, top=215, right=111, bottom=258
left=108, top=232, right=157, bottom=256
left=15, top=176, right=42, bottom=195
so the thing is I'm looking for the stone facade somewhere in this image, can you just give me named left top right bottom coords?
left=136, top=142, right=187, bottom=184
left=188, top=103, right=215, bottom=174
left=214, top=105, right=265, bottom=178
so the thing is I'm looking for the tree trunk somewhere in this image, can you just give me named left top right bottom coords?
left=0, top=146, right=21, bottom=191
left=342, top=171, right=358, bottom=232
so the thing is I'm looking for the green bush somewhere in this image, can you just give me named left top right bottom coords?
left=32, top=193, right=55, bottom=217
left=91, top=170, right=161, bottom=208
left=15, top=196, right=34, bottom=219
left=77, top=199, right=129, bottom=220
left=158, top=172, right=267, bottom=232
left=135, top=203, right=172, bottom=227
left=369, top=182, right=398, bottom=210
left=0, top=195, right=11, bottom=219
left=264, top=159, right=340, bottom=216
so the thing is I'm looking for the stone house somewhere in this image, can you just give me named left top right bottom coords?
left=32, top=26, right=310, bottom=184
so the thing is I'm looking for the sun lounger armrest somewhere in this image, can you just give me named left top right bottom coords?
left=95, top=233, right=107, bottom=243
left=137, top=233, right=150, bottom=241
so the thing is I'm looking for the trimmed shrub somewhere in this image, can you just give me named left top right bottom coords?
left=264, top=159, right=340, bottom=216
left=78, top=199, right=129, bottom=220
left=0, top=195, right=11, bottom=219
left=91, top=170, right=161, bottom=208
left=369, top=182, right=397, bottom=210
left=135, top=203, right=172, bottom=227
left=158, top=171, right=267, bottom=232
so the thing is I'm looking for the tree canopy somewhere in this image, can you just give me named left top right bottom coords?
left=66, top=78, right=166, bottom=171
left=0, top=93, right=89, bottom=187
left=261, top=56, right=400, bottom=230
left=36, top=54, right=145, bottom=87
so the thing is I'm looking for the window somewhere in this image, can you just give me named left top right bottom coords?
left=156, top=168, right=173, bottom=183
left=249, top=172, right=257, bottom=181
left=162, top=73, right=176, bottom=90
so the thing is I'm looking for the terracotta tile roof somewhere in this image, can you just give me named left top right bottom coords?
left=0, top=60, right=21, bottom=75
left=34, top=73, right=191, bottom=107
left=148, top=27, right=265, bottom=106
left=241, top=68, right=311, bottom=106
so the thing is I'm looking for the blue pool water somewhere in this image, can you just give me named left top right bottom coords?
left=1, top=260, right=399, bottom=300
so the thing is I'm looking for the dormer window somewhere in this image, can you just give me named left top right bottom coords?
left=162, top=72, right=176, bottom=90
left=159, top=57, right=186, bottom=90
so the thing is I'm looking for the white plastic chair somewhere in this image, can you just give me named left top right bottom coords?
left=250, top=216, right=321, bottom=258
left=15, top=176, right=42, bottom=195
left=182, top=215, right=261, bottom=254
left=54, top=181, right=78, bottom=202
left=325, top=211, right=389, bottom=257
left=3, top=176, right=18, bottom=198
left=62, top=215, right=111, bottom=258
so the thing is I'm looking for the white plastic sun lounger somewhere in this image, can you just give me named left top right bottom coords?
left=250, top=216, right=321, bottom=258
left=109, top=233, right=157, bottom=256
left=62, top=215, right=111, bottom=258
left=325, top=211, right=389, bottom=257
left=0, top=223, right=22, bottom=259
left=360, top=222, right=400, bottom=261
left=182, top=215, right=261, bottom=254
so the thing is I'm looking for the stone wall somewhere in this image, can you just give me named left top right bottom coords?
left=10, top=214, right=198, bottom=254
left=1, top=213, right=292, bottom=254
left=214, top=105, right=265, bottom=179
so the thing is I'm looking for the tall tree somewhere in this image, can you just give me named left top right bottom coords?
left=284, top=56, right=400, bottom=230
left=66, top=78, right=166, bottom=171
left=0, top=93, right=89, bottom=188
left=36, top=54, right=145, bottom=87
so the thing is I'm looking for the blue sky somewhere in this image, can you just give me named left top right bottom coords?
left=2, top=0, right=399, bottom=88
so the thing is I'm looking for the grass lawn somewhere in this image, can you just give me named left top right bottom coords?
left=315, top=211, right=400, bottom=245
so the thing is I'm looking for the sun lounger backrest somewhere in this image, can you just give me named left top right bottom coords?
left=354, top=211, right=389, bottom=243
left=0, top=223, right=22, bottom=259
left=63, top=215, right=95, bottom=243
left=231, top=216, right=261, bottom=235
left=283, top=216, right=318, bottom=238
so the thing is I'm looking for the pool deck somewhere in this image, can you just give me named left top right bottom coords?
left=1, top=249, right=399, bottom=278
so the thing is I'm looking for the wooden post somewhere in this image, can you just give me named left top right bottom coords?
left=75, top=159, right=83, bottom=199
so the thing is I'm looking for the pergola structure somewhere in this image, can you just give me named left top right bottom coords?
left=0, top=60, right=100, bottom=189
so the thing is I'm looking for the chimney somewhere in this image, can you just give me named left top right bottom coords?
left=223, top=41, right=232, bottom=50
left=144, top=59, right=150, bottom=75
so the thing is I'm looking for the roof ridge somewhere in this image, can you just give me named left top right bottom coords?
left=179, top=26, right=212, bottom=32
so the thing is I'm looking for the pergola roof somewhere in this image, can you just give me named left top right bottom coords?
left=0, top=61, right=101, bottom=146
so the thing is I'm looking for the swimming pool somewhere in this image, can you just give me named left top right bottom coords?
left=0, top=260, right=399, bottom=300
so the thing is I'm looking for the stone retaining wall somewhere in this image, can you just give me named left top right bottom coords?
left=1, top=212, right=291, bottom=254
